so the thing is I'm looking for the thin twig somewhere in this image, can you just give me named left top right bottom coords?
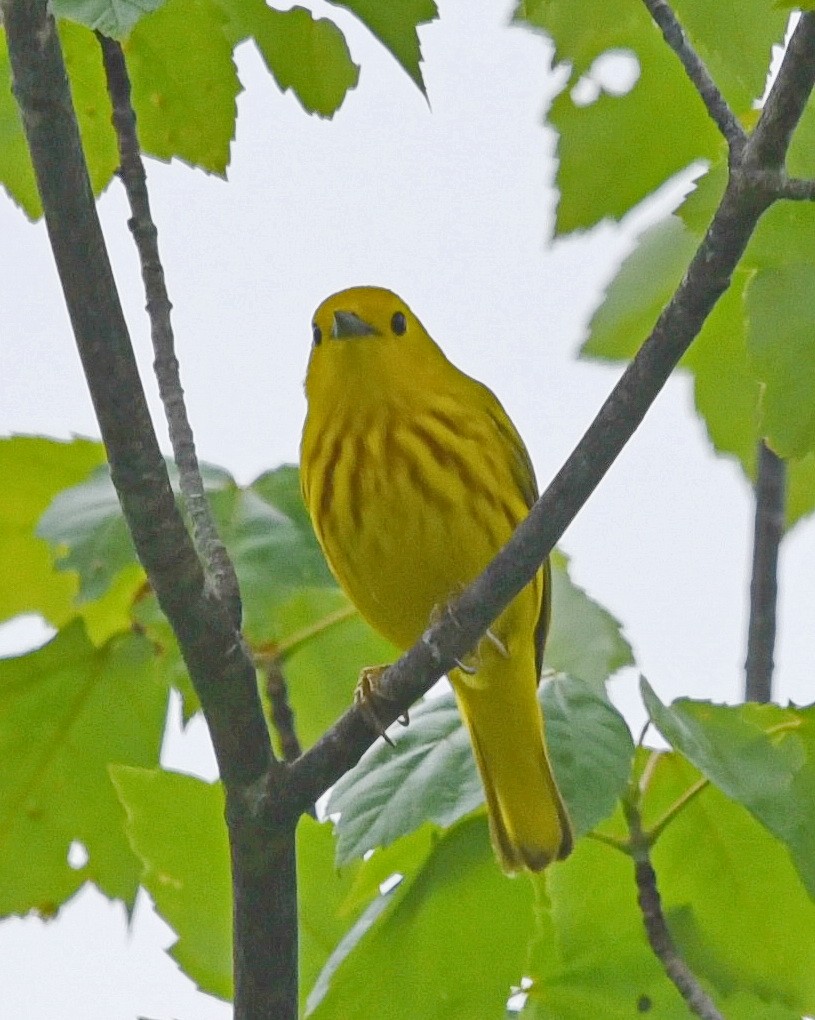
left=264, top=657, right=303, bottom=763
left=640, top=0, right=746, bottom=152
left=777, top=175, right=815, bottom=200
left=624, top=801, right=724, bottom=1020
left=745, top=440, right=786, bottom=703
left=96, top=34, right=242, bottom=628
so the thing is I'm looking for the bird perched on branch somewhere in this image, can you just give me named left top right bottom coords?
left=300, top=286, right=572, bottom=872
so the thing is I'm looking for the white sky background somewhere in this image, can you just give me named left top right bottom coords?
left=0, top=1, right=813, bottom=1017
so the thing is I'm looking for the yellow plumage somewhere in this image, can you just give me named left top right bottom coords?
left=300, top=286, right=572, bottom=871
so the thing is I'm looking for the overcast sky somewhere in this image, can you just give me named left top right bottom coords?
left=1, top=2, right=812, bottom=1017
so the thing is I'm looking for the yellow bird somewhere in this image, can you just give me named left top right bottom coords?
left=300, top=286, right=572, bottom=872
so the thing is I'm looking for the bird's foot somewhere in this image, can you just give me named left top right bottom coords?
left=354, top=665, right=409, bottom=747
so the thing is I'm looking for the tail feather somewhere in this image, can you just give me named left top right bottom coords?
left=453, top=663, right=572, bottom=873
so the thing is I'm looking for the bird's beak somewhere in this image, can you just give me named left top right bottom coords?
left=332, top=310, right=378, bottom=339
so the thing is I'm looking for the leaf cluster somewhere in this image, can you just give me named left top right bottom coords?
left=0, top=437, right=814, bottom=1017
left=2, top=0, right=815, bottom=1016
left=0, top=0, right=436, bottom=216
left=520, top=0, right=815, bottom=524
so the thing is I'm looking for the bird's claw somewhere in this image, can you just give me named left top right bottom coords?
left=354, top=666, right=409, bottom=746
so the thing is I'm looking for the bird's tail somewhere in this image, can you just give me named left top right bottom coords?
left=452, top=657, right=572, bottom=873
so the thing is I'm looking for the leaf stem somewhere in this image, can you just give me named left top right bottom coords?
left=585, top=830, right=630, bottom=853
left=275, top=603, right=359, bottom=660
left=646, top=777, right=709, bottom=844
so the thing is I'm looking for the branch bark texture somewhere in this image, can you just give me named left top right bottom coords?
left=745, top=441, right=786, bottom=702
left=1, top=5, right=295, bottom=1017
left=97, top=33, right=243, bottom=628
left=625, top=800, right=723, bottom=1020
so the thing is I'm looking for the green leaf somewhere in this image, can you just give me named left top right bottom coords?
left=275, top=588, right=397, bottom=749
left=681, top=270, right=761, bottom=471
left=530, top=751, right=815, bottom=1015
left=327, top=0, right=437, bottom=94
left=788, top=453, right=815, bottom=529
left=298, top=816, right=363, bottom=1011
left=716, top=992, right=802, bottom=1020
left=52, top=0, right=168, bottom=37
left=308, top=814, right=534, bottom=1019
left=582, top=216, right=699, bottom=361
left=541, top=677, right=634, bottom=838
left=0, top=622, right=168, bottom=917
left=583, top=207, right=815, bottom=526
left=528, top=830, right=691, bottom=1017
left=336, top=824, right=435, bottom=918
left=546, top=551, right=634, bottom=684
left=112, top=771, right=368, bottom=1008
left=328, top=676, right=632, bottom=863
left=0, top=436, right=104, bottom=627
left=645, top=753, right=815, bottom=1010
left=641, top=680, right=815, bottom=900
left=327, top=689, right=481, bottom=865
left=517, top=0, right=786, bottom=231
left=37, top=460, right=339, bottom=638
left=62, top=21, right=122, bottom=203
left=1, top=20, right=139, bottom=219
left=38, top=465, right=142, bottom=603
left=0, top=38, right=44, bottom=217
left=548, top=60, right=720, bottom=233
left=124, top=0, right=240, bottom=175
left=227, top=465, right=336, bottom=643
left=111, top=767, right=232, bottom=1000
left=215, top=0, right=359, bottom=118
left=745, top=264, right=815, bottom=459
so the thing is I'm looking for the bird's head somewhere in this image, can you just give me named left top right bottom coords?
left=306, top=286, right=449, bottom=398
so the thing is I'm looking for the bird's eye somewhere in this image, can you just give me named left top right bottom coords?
left=312, top=324, right=322, bottom=346
left=391, top=311, right=407, bottom=336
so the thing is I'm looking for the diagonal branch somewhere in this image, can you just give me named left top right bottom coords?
left=285, top=12, right=815, bottom=814
left=640, top=0, right=746, bottom=152
left=96, top=33, right=243, bottom=628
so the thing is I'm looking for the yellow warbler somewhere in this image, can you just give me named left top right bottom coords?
left=300, top=286, right=572, bottom=872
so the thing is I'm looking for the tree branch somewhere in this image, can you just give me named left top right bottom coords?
left=640, top=0, right=746, bottom=152
left=0, top=5, right=296, bottom=1017
left=624, top=801, right=723, bottom=1020
left=96, top=33, right=242, bottom=627
left=284, top=11, right=815, bottom=812
left=751, top=12, right=815, bottom=168
left=265, top=657, right=304, bottom=763
left=744, top=441, right=786, bottom=703
left=777, top=175, right=815, bottom=200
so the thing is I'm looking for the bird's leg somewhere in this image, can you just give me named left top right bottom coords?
left=429, top=592, right=481, bottom=675
left=354, top=665, right=409, bottom=747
